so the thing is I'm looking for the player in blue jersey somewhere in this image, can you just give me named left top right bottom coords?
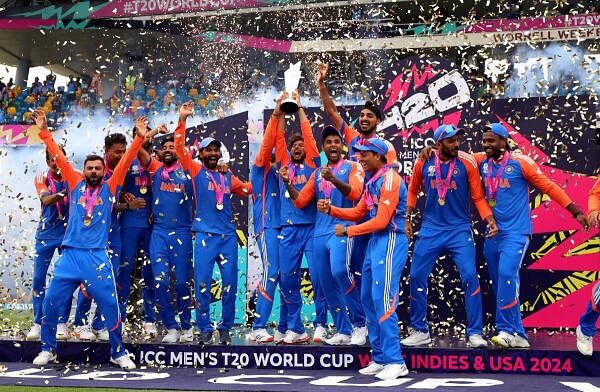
left=402, top=124, right=498, bottom=348
left=282, top=126, right=364, bottom=345
left=136, top=121, right=194, bottom=344
left=175, top=102, right=252, bottom=345
left=476, top=123, right=588, bottom=348
left=246, top=93, right=290, bottom=344
left=115, top=126, right=167, bottom=339
left=275, top=92, right=329, bottom=344
left=32, top=108, right=141, bottom=369
left=577, top=179, right=599, bottom=356
left=319, top=138, right=410, bottom=380
left=27, top=147, right=71, bottom=342
left=73, top=132, right=130, bottom=342
left=317, top=62, right=397, bottom=344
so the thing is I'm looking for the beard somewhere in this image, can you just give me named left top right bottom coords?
left=85, top=175, right=102, bottom=187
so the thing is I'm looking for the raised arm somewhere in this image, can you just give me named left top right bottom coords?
left=316, top=63, right=344, bottom=131
left=231, top=174, right=253, bottom=197
left=297, top=98, right=320, bottom=168
left=138, top=122, right=168, bottom=167
left=174, top=101, right=202, bottom=177
left=108, top=126, right=145, bottom=195
left=33, top=109, right=81, bottom=190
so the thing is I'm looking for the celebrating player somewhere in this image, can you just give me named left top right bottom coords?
left=403, top=124, right=497, bottom=348
left=31, top=108, right=141, bottom=369
left=319, top=138, right=410, bottom=380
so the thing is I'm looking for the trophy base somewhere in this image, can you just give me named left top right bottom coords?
left=281, top=99, right=299, bottom=114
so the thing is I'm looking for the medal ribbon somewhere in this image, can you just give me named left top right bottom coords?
left=485, top=151, right=510, bottom=202
left=207, top=171, right=226, bottom=207
left=47, top=171, right=67, bottom=218
left=84, top=185, right=99, bottom=220
left=321, top=159, right=344, bottom=198
left=161, top=162, right=180, bottom=182
left=287, top=162, right=298, bottom=184
left=138, top=164, right=150, bottom=188
left=434, top=151, right=456, bottom=202
left=363, top=165, right=390, bottom=210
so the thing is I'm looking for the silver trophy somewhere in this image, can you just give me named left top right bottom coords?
left=281, top=61, right=302, bottom=114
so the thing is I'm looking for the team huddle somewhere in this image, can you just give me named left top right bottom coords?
left=26, top=64, right=599, bottom=380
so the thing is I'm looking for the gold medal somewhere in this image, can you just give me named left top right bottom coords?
left=140, top=186, right=148, bottom=194
left=438, top=198, right=445, bottom=206
left=489, top=199, right=496, bottom=208
left=83, top=216, right=92, bottom=226
left=216, top=202, right=224, bottom=210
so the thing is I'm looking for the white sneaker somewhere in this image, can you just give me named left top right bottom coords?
left=283, top=331, right=310, bottom=344
left=110, top=353, right=136, bottom=370
left=468, top=334, right=488, bottom=348
left=161, top=328, right=181, bottom=343
left=358, top=361, right=384, bottom=375
left=576, top=326, right=593, bottom=356
left=491, top=331, right=514, bottom=348
left=313, top=325, right=327, bottom=343
left=142, top=322, right=158, bottom=337
left=247, top=328, right=274, bottom=343
left=375, top=363, right=409, bottom=380
left=56, top=323, right=70, bottom=340
left=401, top=330, right=431, bottom=346
left=273, top=330, right=286, bottom=344
left=324, top=333, right=351, bottom=346
left=94, top=328, right=109, bottom=341
left=73, top=325, right=96, bottom=341
left=350, top=326, right=368, bottom=345
left=33, top=350, right=56, bottom=366
left=26, top=324, right=41, bottom=341
left=512, top=334, right=530, bottom=349
left=179, top=328, right=194, bottom=343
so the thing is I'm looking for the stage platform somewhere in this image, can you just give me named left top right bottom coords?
left=0, top=330, right=598, bottom=377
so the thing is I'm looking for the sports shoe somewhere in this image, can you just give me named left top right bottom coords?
left=350, top=326, right=368, bottom=345
left=512, top=334, right=530, bottom=349
left=33, top=350, right=56, bottom=366
left=491, top=331, right=513, bottom=348
left=94, top=328, right=109, bottom=341
left=375, top=363, right=409, bottom=380
left=401, top=330, right=431, bottom=346
left=56, top=323, right=70, bottom=340
left=358, top=361, right=384, bottom=375
left=324, top=333, right=351, bottom=346
left=313, top=325, right=327, bottom=343
left=274, top=330, right=286, bottom=344
left=219, top=329, right=231, bottom=345
left=179, top=328, right=194, bottom=343
left=26, top=324, right=41, bottom=341
left=576, top=326, right=593, bottom=356
left=161, top=328, right=181, bottom=343
left=110, top=353, right=136, bottom=370
left=283, top=331, right=310, bottom=344
left=73, top=325, right=96, bottom=341
left=247, top=328, right=274, bottom=343
left=142, top=322, right=158, bottom=338
left=468, top=334, right=488, bottom=348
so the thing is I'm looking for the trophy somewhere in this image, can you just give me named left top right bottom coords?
left=281, top=61, right=302, bottom=114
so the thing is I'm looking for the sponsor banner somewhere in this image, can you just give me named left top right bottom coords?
left=0, top=125, right=41, bottom=146
left=195, top=31, right=293, bottom=53
left=89, top=0, right=265, bottom=18
left=3, top=340, right=599, bottom=376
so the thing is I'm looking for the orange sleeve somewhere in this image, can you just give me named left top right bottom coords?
left=108, top=135, right=144, bottom=195
left=588, top=178, right=600, bottom=213
left=461, top=154, right=493, bottom=219
left=346, top=161, right=365, bottom=201
left=516, top=155, right=573, bottom=208
left=275, top=129, right=290, bottom=166
left=292, top=171, right=316, bottom=209
left=301, top=120, right=320, bottom=168
left=473, top=152, right=486, bottom=165
left=174, top=121, right=202, bottom=177
left=330, top=197, right=368, bottom=222
left=231, top=174, right=253, bottom=197
left=146, top=158, right=162, bottom=174
left=407, top=159, right=424, bottom=208
left=347, top=171, right=400, bottom=237
left=341, top=122, right=360, bottom=145
left=255, top=115, right=278, bottom=167
left=34, top=173, right=50, bottom=197
left=39, top=129, right=82, bottom=190
left=385, top=141, right=398, bottom=164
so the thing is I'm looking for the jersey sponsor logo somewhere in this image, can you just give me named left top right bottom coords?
left=160, top=182, right=186, bottom=193
left=429, top=179, right=458, bottom=190
left=291, top=175, right=308, bottom=185
left=77, top=196, right=104, bottom=206
left=207, top=182, right=231, bottom=194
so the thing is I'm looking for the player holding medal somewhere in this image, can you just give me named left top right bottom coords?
left=403, top=124, right=498, bottom=348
